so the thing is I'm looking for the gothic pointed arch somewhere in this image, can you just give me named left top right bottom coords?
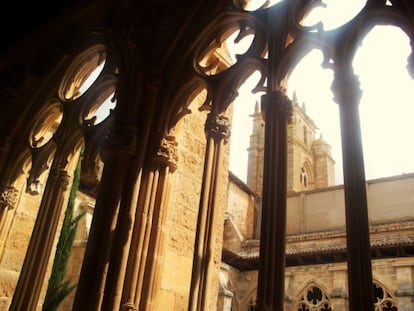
left=294, top=280, right=332, bottom=311
left=372, top=279, right=399, bottom=311
left=300, top=159, right=314, bottom=190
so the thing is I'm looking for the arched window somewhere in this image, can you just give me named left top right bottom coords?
left=373, top=281, right=398, bottom=311
left=300, top=166, right=308, bottom=188
left=296, top=283, right=332, bottom=311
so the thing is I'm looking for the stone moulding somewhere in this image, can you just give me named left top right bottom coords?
left=223, top=220, right=414, bottom=271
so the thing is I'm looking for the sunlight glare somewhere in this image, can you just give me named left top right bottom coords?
left=353, top=26, right=414, bottom=179
left=226, top=31, right=255, bottom=64
left=302, top=0, right=366, bottom=30
left=288, top=49, right=342, bottom=184
left=244, top=0, right=283, bottom=11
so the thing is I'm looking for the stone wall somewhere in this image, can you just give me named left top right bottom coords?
left=286, top=173, right=414, bottom=234
left=226, top=177, right=256, bottom=241
left=222, top=173, right=414, bottom=310
left=0, top=156, right=78, bottom=310
left=156, top=89, right=231, bottom=310
left=223, top=258, right=414, bottom=311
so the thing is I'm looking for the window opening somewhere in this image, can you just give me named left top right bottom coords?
left=353, top=25, right=414, bottom=180
left=373, top=281, right=398, bottom=311
left=301, top=0, right=366, bottom=30
left=288, top=49, right=342, bottom=185
left=296, top=284, right=332, bottom=311
left=59, top=45, right=106, bottom=100
left=242, top=0, right=283, bottom=11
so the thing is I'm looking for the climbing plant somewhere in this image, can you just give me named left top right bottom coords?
left=42, top=150, right=85, bottom=311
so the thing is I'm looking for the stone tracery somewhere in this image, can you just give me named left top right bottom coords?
left=0, top=0, right=413, bottom=310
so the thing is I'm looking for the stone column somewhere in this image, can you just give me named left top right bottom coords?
left=188, top=112, right=230, bottom=311
left=256, top=91, right=292, bottom=311
left=9, top=166, right=70, bottom=311
left=120, top=134, right=177, bottom=311
left=332, top=69, right=374, bottom=310
left=99, top=128, right=144, bottom=311
left=72, top=125, right=137, bottom=311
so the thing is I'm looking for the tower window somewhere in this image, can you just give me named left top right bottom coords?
left=300, top=166, right=308, bottom=188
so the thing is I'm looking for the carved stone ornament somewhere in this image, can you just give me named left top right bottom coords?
left=331, top=71, right=362, bottom=105
left=50, top=168, right=70, bottom=190
left=260, top=91, right=292, bottom=117
left=154, top=135, right=178, bottom=172
left=102, top=126, right=137, bottom=158
left=121, top=302, right=137, bottom=311
left=0, top=185, right=18, bottom=209
left=205, top=113, right=231, bottom=143
left=26, top=179, right=42, bottom=195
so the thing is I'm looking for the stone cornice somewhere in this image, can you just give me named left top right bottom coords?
left=224, top=221, right=414, bottom=269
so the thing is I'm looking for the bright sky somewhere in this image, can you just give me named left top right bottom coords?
left=228, top=1, right=414, bottom=185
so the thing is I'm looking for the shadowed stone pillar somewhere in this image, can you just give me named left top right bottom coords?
left=256, top=91, right=292, bottom=311
left=72, top=126, right=137, bottom=311
left=188, top=112, right=230, bottom=311
left=332, top=69, right=374, bottom=310
left=99, top=127, right=143, bottom=311
left=0, top=137, right=11, bottom=176
left=120, top=134, right=177, bottom=311
left=9, top=166, right=70, bottom=311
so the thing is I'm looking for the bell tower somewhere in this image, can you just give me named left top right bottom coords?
left=246, top=92, right=335, bottom=195
left=246, top=101, right=265, bottom=195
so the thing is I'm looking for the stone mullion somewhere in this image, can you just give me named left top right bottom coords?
left=98, top=77, right=161, bottom=310
left=100, top=158, right=145, bottom=311
left=256, top=91, right=292, bottom=311
left=141, top=164, right=172, bottom=310
left=138, top=136, right=177, bottom=310
left=121, top=169, right=155, bottom=311
left=9, top=166, right=70, bottom=311
left=188, top=112, right=230, bottom=311
left=332, top=69, right=374, bottom=310
left=133, top=169, right=159, bottom=307
left=72, top=126, right=137, bottom=311
left=121, top=135, right=177, bottom=311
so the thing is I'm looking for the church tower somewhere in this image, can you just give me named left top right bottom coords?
left=246, top=92, right=335, bottom=195
left=246, top=101, right=265, bottom=194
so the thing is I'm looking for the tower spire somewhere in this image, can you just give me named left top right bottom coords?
left=292, top=91, right=298, bottom=105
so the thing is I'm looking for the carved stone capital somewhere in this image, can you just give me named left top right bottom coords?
left=331, top=70, right=362, bottom=105
left=205, top=113, right=231, bottom=143
left=153, top=135, right=178, bottom=172
left=0, top=185, right=18, bottom=209
left=121, top=302, right=138, bottom=311
left=101, top=126, right=137, bottom=160
left=50, top=168, right=70, bottom=190
left=26, top=178, right=42, bottom=195
left=260, top=90, right=292, bottom=118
